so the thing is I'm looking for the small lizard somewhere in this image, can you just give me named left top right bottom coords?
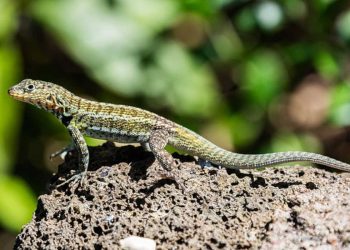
left=8, top=79, right=350, bottom=186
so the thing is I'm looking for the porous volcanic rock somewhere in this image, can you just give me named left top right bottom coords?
left=14, top=143, right=350, bottom=249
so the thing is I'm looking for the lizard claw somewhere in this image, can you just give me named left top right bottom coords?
left=55, top=172, right=86, bottom=188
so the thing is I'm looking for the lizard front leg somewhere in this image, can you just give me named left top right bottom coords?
left=56, top=124, right=89, bottom=187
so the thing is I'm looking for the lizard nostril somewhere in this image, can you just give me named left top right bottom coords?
left=8, top=87, right=13, bottom=95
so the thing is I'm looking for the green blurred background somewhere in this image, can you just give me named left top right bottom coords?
left=1, top=0, right=350, bottom=246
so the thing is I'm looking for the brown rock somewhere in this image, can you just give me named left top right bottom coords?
left=14, top=143, right=350, bottom=249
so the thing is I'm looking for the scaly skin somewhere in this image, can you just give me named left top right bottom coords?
left=8, top=79, right=350, bottom=186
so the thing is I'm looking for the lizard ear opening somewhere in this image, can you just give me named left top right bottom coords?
left=46, top=94, right=65, bottom=113
left=46, top=94, right=58, bottom=110
left=46, top=95, right=53, bottom=102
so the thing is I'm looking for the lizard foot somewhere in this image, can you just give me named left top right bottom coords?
left=157, top=169, right=187, bottom=192
left=55, top=171, right=86, bottom=188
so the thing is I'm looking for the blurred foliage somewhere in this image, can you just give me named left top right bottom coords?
left=1, top=0, right=350, bottom=236
left=0, top=0, right=36, bottom=235
left=30, top=0, right=219, bottom=116
left=0, top=176, right=36, bottom=232
left=241, top=50, right=287, bottom=107
left=330, top=82, right=350, bottom=126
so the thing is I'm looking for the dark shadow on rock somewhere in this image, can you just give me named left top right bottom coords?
left=272, top=181, right=302, bottom=189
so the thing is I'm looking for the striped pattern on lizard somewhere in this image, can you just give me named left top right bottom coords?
left=8, top=79, right=350, bottom=186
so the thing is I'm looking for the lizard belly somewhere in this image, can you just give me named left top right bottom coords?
left=85, top=127, right=149, bottom=143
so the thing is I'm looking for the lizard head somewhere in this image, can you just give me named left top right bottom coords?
left=8, top=79, right=74, bottom=114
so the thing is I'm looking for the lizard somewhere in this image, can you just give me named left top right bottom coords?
left=8, top=79, right=350, bottom=187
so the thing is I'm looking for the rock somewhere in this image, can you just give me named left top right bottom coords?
left=14, top=143, right=350, bottom=249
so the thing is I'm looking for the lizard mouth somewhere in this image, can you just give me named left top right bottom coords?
left=8, top=87, right=14, bottom=96
left=8, top=87, right=24, bottom=101
left=8, top=87, right=32, bottom=104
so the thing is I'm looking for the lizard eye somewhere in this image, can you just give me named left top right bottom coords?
left=26, top=84, right=35, bottom=92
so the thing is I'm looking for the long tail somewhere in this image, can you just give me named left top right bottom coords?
left=170, top=126, right=350, bottom=172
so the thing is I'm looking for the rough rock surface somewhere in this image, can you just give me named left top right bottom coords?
left=14, top=143, right=350, bottom=249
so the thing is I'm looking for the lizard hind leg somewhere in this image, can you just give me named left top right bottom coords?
left=148, top=129, right=185, bottom=189
left=149, top=129, right=176, bottom=171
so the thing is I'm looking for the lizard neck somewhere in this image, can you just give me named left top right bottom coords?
left=48, top=93, right=82, bottom=126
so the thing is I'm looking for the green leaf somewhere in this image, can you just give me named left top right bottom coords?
left=284, top=0, right=307, bottom=20
left=0, top=176, right=36, bottom=232
left=235, top=8, right=256, bottom=32
left=0, top=0, right=17, bottom=40
left=314, top=49, right=339, bottom=80
left=266, top=132, right=322, bottom=153
left=145, top=42, right=219, bottom=116
left=0, top=45, right=21, bottom=173
left=230, top=113, right=263, bottom=148
left=119, top=0, right=178, bottom=32
left=241, top=50, right=287, bottom=107
left=336, top=10, right=350, bottom=42
left=30, top=0, right=180, bottom=96
left=329, top=82, right=350, bottom=126
left=179, top=0, right=224, bottom=17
